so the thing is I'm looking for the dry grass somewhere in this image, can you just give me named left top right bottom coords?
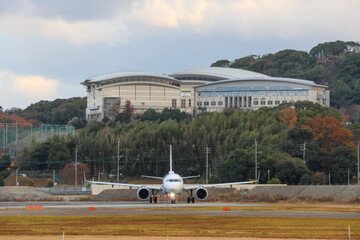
left=168, top=202, right=360, bottom=213
left=0, top=215, right=358, bottom=239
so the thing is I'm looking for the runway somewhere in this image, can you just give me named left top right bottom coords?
left=0, top=201, right=359, bottom=219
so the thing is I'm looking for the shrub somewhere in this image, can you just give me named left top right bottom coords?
left=267, top=177, right=281, bottom=184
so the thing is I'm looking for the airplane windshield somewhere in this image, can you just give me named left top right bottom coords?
left=166, top=179, right=181, bottom=182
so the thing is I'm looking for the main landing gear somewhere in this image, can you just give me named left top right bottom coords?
left=149, top=189, right=159, bottom=203
left=186, top=189, right=195, bottom=203
left=149, top=196, right=158, bottom=203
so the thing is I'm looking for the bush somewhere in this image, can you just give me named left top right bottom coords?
left=27, top=179, right=35, bottom=187
left=267, top=177, right=281, bottom=184
left=45, top=179, right=54, bottom=187
left=209, top=174, right=220, bottom=184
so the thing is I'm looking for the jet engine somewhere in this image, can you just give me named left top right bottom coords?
left=195, top=187, right=208, bottom=200
left=137, top=187, right=150, bottom=200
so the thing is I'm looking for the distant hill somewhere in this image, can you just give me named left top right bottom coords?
left=211, top=40, right=360, bottom=122
left=12, top=97, right=86, bottom=126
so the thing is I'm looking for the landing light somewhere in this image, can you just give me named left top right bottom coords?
left=170, top=193, right=175, bottom=198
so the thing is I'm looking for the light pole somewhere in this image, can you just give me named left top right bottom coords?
left=267, top=170, right=270, bottom=183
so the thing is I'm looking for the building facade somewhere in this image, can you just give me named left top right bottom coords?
left=81, top=67, right=330, bottom=121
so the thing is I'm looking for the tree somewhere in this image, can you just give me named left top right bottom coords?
left=47, top=136, right=71, bottom=170
left=278, top=107, right=297, bottom=128
left=0, top=106, right=2, bottom=113
left=302, top=115, right=355, bottom=152
left=122, top=100, right=134, bottom=123
left=210, top=60, right=230, bottom=67
left=58, top=162, right=90, bottom=185
left=274, top=154, right=308, bottom=185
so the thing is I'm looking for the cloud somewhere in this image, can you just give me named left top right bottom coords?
left=0, top=71, right=60, bottom=109
left=130, top=0, right=360, bottom=40
left=0, top=0, right=359, bottom=45
left=0, top=14, right=130, bottom=45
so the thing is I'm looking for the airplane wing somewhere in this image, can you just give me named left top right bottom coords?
left=184, top=180, right=257, bottom=190
left=87, top=180, right=162, bottom=190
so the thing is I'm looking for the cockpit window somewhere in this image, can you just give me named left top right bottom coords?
left=166, top=179, right=181, bottom=182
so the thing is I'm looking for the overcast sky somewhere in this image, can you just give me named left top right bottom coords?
left=0, top=0, right=359, bottom=110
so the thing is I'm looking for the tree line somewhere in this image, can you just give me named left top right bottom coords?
left=6, top=101, right=358, bottom=186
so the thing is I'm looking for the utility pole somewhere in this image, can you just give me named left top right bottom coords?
left=53, top=170, right=56, bottom=186
left=204, top=145, right=211, bottom=184
left=15, top=169, right=18, bottom=186
left=255, top=139, right=261, bottom=181
left=117, top=139, right=120, bottom=183
left=357, top=144, right=359, bottom=185
left=301, top=141, right=306, bottom=164
left=74, top=148, right=78, bottom=188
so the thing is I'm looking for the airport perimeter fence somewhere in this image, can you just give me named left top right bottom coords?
left=37, top=186, right=92, bottom=195
left=0, top=123, right=74, bottom=158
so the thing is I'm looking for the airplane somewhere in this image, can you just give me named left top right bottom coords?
left=87, top=145, right=258, bottom=204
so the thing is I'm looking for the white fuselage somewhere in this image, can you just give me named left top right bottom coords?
left=162, top=171, right=183, bottom=197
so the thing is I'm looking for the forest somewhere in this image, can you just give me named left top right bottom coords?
left=2, top=101, right=358, bottom=186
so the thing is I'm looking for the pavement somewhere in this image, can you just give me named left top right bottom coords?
left=0, top=201, right=359, bottom=219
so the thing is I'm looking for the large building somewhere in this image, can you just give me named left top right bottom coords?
left=81, top=67, right=329, bottom=121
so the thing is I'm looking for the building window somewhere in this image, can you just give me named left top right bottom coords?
left=282, top=100, right=287, bottom=103
left=248, top=97, right=252, bottom=107
left=197, top=102, right=202, bottom=107
left=230, top=97, right=233, bottom=107
left=181, top=99, right=186, bottom=108
left=275, top=100, right=280, bottom=105
left=218, top=101, right=223, bottom=106
left=188, top=99, right=191, bottom=107
left=244, top=96, right=247, bottom=107
left=268, top=101, right=273, bottom=105
left=211, top=101, right=216, bottom=106
left=172, top=99, right=177, bottom=108
left=234, top=97, right=238, bottom=107
left=204, top=101, right=209, bottom=106
left=181, top=91, right=191, bottom=97
left=260, top=101, right=266, bottom=105
left=225, top=97, right=228, bottom=107
left=253, top=101, right=259, bottom=105
left=239, top=97, right=242, bottom=107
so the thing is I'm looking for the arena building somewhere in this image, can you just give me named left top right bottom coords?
left=81, top=67, right=329, bottom=121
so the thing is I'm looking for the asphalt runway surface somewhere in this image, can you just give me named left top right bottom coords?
left=0, top=201, right=359, bottom=219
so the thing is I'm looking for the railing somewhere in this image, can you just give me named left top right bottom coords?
left=37, top=187, right=92, bottom=195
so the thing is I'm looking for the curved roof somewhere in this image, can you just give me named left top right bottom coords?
left=170, top=67, right=268, bottom=80
left=86, top=70, right=177, bottom=82
left=195, top=76, right=327, bottom=88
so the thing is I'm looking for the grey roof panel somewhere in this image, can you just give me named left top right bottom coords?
left=87, top=71, right=177, bottom=82
left=170, top=67, right=269, bottom=79
left=195, top=77, right=327, bottom=88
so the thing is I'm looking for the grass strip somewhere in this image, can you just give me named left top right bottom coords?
left=0, top=215, right=358, bottom=239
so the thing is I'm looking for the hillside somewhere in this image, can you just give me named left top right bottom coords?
left=211, top=41, right=360, bottom=122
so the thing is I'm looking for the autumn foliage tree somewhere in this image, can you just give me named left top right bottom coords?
left=58, top=162, right=90, bottom=185
left=278, top=107, right=297, bottom=128
left=122, top=100, right=134, bottom=123
left=302, top=114, right=355, bottom=152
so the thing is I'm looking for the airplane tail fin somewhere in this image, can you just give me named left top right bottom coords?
left=169, top=144, right=173, bottom=172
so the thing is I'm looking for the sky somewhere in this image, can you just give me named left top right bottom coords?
left=0, top=0, right=359, bottom=110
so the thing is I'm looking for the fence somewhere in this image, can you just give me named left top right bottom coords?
left=0, top=123, right=74, bottom=157
left=37, top=186, right=92, bottom=195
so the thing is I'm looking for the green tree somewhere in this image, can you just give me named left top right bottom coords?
left=47, top=136, right=71, bottom=170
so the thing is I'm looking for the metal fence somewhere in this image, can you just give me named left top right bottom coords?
left=0, top=123, right=74, bottom=157
left=37, top=187, right=92, bottom=195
